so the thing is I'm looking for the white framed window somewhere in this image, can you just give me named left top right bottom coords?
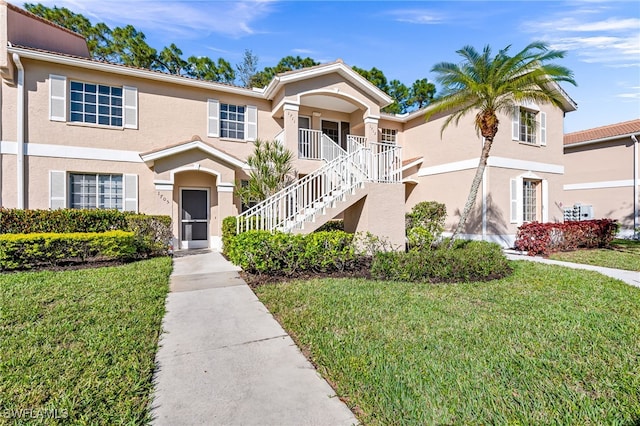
left=380, top=128, right=397, bottom=144
left=523, top=179, right=539, bottom=222
left=519, top=109, right=536, bottom=144
left=70, top=81, right=123, bottom=127
left=510, top=173, right=548, bottom=225
left=49, top=75, right=137, bottom=129
left=220, top=103, right=245, bottom=139
left=208, top=100, right=257, bottom=141
left=512, top=107, right=547, bottom=146
left=70, top=173, right=123, bottom=209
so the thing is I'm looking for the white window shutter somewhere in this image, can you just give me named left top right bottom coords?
left=208, top=99, right=220, bottom=137
left=539, top=112, right=547, bottom=146
left=510, top=178, right=518, bottom=223
left=49, top=75, right=66, bottom=122
left=123, top=86, right=138, bottom=129
left=246, top=105, right=258, bottom=141
left=511, top=107, right=520, bottom=141
left=541, top=179, right=549, bottom=222
left=123, top=174, right=138, bottom=212
left=50, top=170, right=66, bottom=209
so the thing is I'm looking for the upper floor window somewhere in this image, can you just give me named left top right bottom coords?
left=519, top=109, right=536, bottom=144
left=70, top=173, right=123, bottom=210
left=380, top=128, right=397, bottom=144
left=512, top=106, right=546, bottom=146
left=70, top=81, right=123, bottom=127
left=49, top=74, right=138, bottom=129
left=208, top=99, right=257, bottom=142
left=220, top=104, right=245, bottom=139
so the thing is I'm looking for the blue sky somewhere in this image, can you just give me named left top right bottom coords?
left=34, top=0, right=639, bottom=133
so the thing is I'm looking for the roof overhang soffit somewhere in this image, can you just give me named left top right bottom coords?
left=140, top=140, right=250, bottom=170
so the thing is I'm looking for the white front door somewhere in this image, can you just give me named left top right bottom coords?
left=180, top=188, right=209, bottom=249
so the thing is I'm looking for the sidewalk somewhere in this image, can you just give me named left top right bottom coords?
left=505, top=250, right=640, bottom=289
left=150, top=250, right=357, bottom=426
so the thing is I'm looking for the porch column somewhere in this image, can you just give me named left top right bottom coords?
left=154, top=181, right=177, bottom=248
left=217, top=182, right=235, bottom=251
left=364, top=116, right=379, bottom=143
left=283, top=103, right=299, bottom=155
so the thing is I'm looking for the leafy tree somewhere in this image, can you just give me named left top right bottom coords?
left=186, top=56, right=235, bottom=83
left=410, top=78, right=436, bottom=108
left=425, top=42, right=576, bottom=248
left=236, top=140, right=296, bottom=205
left=156, top=43, right=188, bottom=75
left=236, top=49, right=259, bottom=88
left=108, top=25, right=157, bottom=69
left=385, top=79, right=411, bottom=114
left=250, top=56, right=319, bottom=88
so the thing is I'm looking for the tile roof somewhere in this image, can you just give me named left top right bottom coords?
left=564, top=119, right=640, bottom=145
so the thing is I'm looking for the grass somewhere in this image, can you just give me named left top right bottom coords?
left=256, top=261, right=640, bottom=425
left=549, top=239, right=640, bottom=271
left=0, top=257, right=172, bottom=425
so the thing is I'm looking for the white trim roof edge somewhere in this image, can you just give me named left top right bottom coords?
left=140, top=140, right=249, bottom=169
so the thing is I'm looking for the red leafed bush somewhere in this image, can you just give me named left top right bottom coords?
left=514, top=219, right=619, bottom=256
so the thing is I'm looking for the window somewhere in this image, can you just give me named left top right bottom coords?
left=380, top=128, right=397, bottom=144
left=220, top=103, right=245, bottom=139
left=519, top=109, right=536, bottom=144
left=70, top=81, right=123, bottom=127
left=522, top=179, right=539, bottom=222
left=512, top=106, right=546, bottom=145
left=70, top=173, right=123, bottom=210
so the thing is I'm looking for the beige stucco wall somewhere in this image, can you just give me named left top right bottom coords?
left=20, top=59, right=279, bottom=159
left=563, top=137, right=639, bottom=230
left=5, top=4, right=90, bottom=58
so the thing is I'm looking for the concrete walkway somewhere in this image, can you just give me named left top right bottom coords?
left=150, top=250, right=357, bottom=426
left=505, top=250, right=640, bottom=289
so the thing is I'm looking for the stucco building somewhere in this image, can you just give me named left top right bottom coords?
left=563, top=119, right=640, bottom=237
left=0, top=2, right=578, bottom=249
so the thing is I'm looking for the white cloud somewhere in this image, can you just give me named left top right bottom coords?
left=34, top=0, right=277, bottom=38
left=386, top=9, right=446, bottom=25
left=523, top=7, right=640, bottom=67
left=292, top=48, right=315, bottom=55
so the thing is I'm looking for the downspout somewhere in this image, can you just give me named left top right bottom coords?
left=632, top=134, right=638, bottom=238
left=12, top=52, right=24, bottom=209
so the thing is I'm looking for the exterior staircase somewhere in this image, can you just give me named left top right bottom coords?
left=237, top=133, right=401, bottom=234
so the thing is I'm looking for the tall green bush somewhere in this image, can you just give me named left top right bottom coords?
left=405, top=201, right=446, bottom=250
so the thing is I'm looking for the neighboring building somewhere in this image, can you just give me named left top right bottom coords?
left=0, top=2, right=577, bottom=249
left=563, top=119, right=640, bottom=237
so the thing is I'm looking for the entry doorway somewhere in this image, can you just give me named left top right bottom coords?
left=180, top=188, right=209, bottom=249
left=321, top=120, right=351, bottom=151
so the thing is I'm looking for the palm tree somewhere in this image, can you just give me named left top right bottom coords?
left=236, top=139, right=296, bottom=205
left=425, top=42, right=576, bottom=248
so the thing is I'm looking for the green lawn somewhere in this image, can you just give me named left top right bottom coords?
left=256, top=261, right=640, bottom=425
left=0, top=257, right=172, bottom=425
left=549, top=239, right=640, bottom=271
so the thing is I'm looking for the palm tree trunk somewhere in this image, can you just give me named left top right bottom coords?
left=448, top=137, right=494, bottom=249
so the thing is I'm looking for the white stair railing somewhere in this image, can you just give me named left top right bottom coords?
left=237, top=140, right=402, bottom=234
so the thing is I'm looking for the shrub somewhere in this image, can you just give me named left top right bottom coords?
left=315, top=220, right=344, bottom=232
left=227, top=230, right=356, bottom=275
left=0, top=208, right=127, bottom=233
left=371, top=240, right=511, bottom=283
left=0, top=209, right=172, bottom=257
left=125, top=214, right=173, bottom=256
left=515, top=219, right=619, bottom=256
left=0, top=231, right=137, bottom=271
left=222, top=216, right=238, bottom=257
left=405, top=201, right=446, bottom=250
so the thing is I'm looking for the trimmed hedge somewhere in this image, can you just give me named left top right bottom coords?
left=0, top=209, right=172, bottom=256
left=222, top=216, right=237, bottom=257
left=226, top=230, right=357, bottom=275
left=0, top=231, right=137, bottom=271
left=371, top=240, right=512, bottom=283
left=515, top=219, right=619, bottom=256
